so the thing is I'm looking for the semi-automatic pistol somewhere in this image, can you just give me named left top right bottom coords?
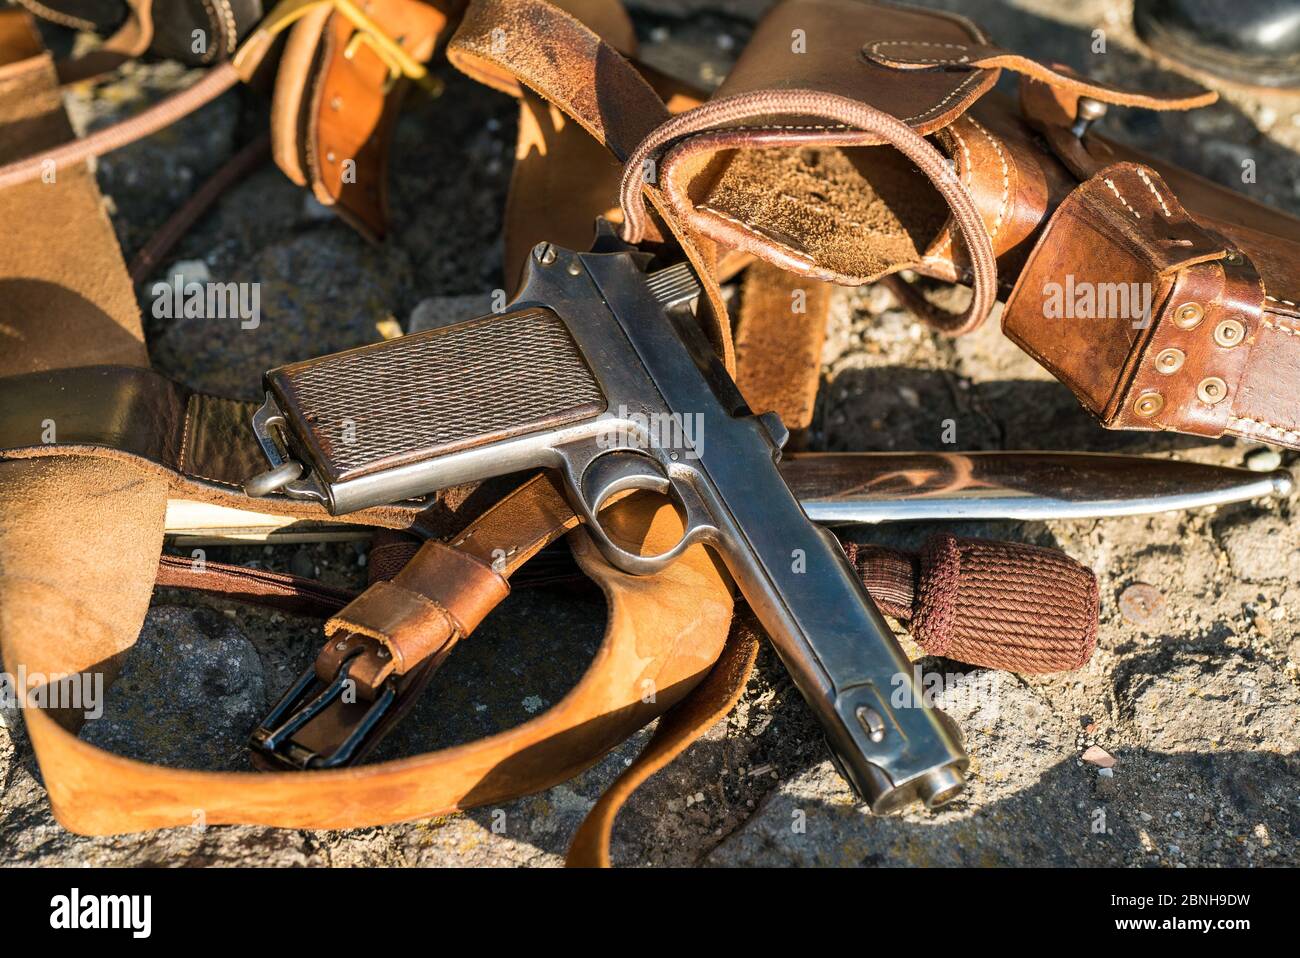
left=245, top=239, right=968, bottom=812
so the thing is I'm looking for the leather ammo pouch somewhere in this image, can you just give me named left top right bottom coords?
left=620, top=0, right=1300, bottom=446
left=1001, top=161, right=1300, bottom=446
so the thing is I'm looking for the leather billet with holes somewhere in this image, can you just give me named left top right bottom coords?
left=562, top=0, right=1299, bottom=449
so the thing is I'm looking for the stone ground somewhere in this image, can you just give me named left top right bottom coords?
left=2, top=0, right=1297, bottom=866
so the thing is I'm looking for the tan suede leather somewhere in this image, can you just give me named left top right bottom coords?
left=23, top=501, right=732, bottom=834
left=0, top=9, right=166, bottom=735
left=734, top=262, right=831, bottom=437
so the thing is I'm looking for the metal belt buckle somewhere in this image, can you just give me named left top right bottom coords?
left=249, top=646, right=397, bottom=770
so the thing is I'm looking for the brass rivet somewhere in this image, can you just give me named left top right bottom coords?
left=1174, top=302, right=1204, bottom=329
left=1224, top=250, right=1244, bottom=265
left=1213, top=318, right=1245, bottom=348
left=1134, top=392, right=1164, bottom=418
left=1154, top=347, right=1185, bottom=374
left=1197, top=377, right=1228, bottom=404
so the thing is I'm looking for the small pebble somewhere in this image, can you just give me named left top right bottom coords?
left=1082, top=745, right=1116, bottom=768
left=290, top=548, right=315, bottom=579
left=1098, top=767, right=1114, bottom=779
left=1245, top=447, right=1282, bottom=472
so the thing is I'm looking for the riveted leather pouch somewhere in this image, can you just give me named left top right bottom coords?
left=1002, top=161, right=1300, bottom=448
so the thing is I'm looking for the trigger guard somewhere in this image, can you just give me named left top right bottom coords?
left=582, top=513, right=706, bottom=577
left=580, top=449, right=670, bottom=506
left=573, top=451, right=713, bottom=576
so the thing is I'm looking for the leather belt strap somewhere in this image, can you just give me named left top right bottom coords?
left=269, top=0, right=456, bottom=239
left=0, top=365, right=450, bottom=533
left=0, top=6, right=168, bottom=732
left=317, top=473, right=573, bottom=701
left=733, top=262, right=832, bottom=438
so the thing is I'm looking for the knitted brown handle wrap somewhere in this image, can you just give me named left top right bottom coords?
left=847, top=534, right=1098, bottom=674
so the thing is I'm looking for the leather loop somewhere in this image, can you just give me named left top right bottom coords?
left=620, top=89, right=999, bottom=333
left=321, top=540, right=509, bottom=695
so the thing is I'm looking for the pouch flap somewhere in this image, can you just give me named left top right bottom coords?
left=862, top=39, right=1215, bottom=111
left=715, top=0, right=998, bottom=135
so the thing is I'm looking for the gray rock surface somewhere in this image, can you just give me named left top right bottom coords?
left=2, top=0, right=1297, bottom=867
left=80, top=606, right=268, bottom=771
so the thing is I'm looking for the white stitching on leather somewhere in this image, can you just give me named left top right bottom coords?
left=1266, top=294, right=1300, bottom=308
left=1262, top=314, right=1300, bottom=335
left=967, top=116, right=1009, bottom=241
left=685, top=123, right=854, bottom=134
left=1229, top=415, right=1300, bottom=443
left=867, top=40, right=973, bottom=64
left=178, top=395, right=195, bottom=473
left=1136, top=167, right=1172, bottom=217
left=1103, top=177, right=1140, bottom=219
left=901, top=71, right=984, bottom=124
left=14, top=0, right=97, bottom=32
left=946, top=126, right=973, bottom=188
left=697, top=204, right=816, bottom=264
left=213, top=0, right=238, bottom=57
left=926, top=125, right=973, bottom=259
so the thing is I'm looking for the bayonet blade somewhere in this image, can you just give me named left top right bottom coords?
left=782, top=451, right=1292, bottom=525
